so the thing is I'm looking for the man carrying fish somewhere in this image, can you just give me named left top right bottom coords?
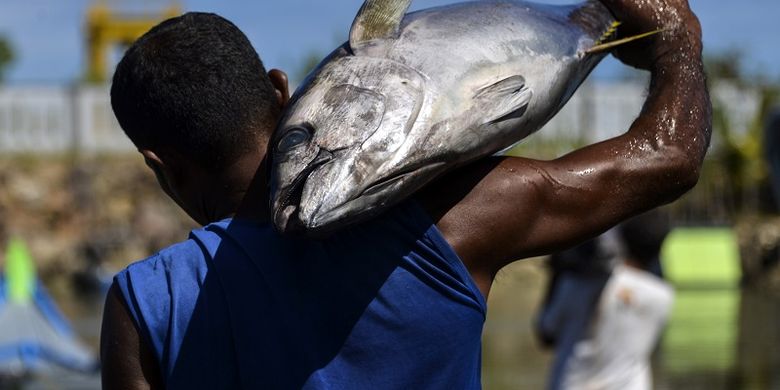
left=101, top=0, right=710, bottom=389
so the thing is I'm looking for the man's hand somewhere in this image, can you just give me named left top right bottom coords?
left=600, top=0, right=702, bottom=70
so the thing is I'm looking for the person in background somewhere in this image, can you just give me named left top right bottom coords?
left=535, top=234, right=616, bottom=390
left=559, top=210, right=674, bottom=390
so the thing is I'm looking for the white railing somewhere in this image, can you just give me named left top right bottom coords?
left=538, top=81, right=649, bottom=143
left=0, top=82, right=760, bottom=154
left=532, top=80, right=761, bottom=146
left=0, top=86, right=133, bottom=153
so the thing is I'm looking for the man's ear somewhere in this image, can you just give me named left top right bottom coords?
left=139, top=149, right=179, bottom=182
left=139, top=148, right=186, bottom=203
left=140, top=149, right=165, bottom=171
left=268, top=69, right=290, bottom=108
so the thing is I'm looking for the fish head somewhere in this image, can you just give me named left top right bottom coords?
left=270, top=52, right=427, bottom=235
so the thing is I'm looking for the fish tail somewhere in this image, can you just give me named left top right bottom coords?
left=585, top=28, right=665, bottom=55
left=570, top=0, right=617, bottom=42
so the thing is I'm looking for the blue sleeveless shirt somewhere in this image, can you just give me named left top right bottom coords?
left=114, top=201, right=486, bottom=389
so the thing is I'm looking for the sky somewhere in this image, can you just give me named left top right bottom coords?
left=0, top=0, right=778, bottom=85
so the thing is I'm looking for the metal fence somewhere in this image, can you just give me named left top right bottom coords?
left=0, top=82, right=760, bottom=154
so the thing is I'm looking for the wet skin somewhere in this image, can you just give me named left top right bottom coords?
left=100, top=0, right=711, bottom=388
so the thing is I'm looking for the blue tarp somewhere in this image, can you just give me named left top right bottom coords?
left=0, top=262, right=98, bottom=377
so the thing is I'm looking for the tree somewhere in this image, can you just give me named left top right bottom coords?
left=0, top=35, right=14, bottom=83
left=703, top=50, right=780, bottom=216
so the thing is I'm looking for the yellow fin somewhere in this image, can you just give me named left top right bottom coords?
left=585, top=28, right=665, bottom=55
left=595, top=21, right=622, bottom=46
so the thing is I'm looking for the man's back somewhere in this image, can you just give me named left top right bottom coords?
left=114, top=201, right=485, bottom=389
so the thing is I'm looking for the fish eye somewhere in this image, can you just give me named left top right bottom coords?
left=276, top=126, right=311, bottom=153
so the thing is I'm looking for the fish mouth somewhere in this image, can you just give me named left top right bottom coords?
left=361, top=172, right=412, bottom=197
left=283, top=173, right=413, bottom=236
left=275, top=172, right=412, bottom=237
left=302, top=163, right=447, bottom=234
left=302, top=169, right=433, bottom=233
left=280, top=163, right=443, bottom=235
left=358, top=162, right=447, bottom=198
left=273, top=149, right=333, bottom=234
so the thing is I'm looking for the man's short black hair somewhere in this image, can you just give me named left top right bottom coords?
left=618, top=209, right=671, bottom=268
left=111, top=12, right=278, bottom=171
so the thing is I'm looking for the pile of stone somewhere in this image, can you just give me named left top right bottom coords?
left=0, top=156, right=195, bottom=283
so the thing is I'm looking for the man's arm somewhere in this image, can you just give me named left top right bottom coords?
left=419, top=0, right=710, bottom=295
left=100, top=283, right=164, bottom=390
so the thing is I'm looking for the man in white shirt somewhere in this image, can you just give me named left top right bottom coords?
left=563, top=211, right=674, bottom=390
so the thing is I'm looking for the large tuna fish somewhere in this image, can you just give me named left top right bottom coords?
left=270, top=0, right=643, bottom=234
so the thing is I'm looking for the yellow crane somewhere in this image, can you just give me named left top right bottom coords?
left=85, top=1, right=180, bottom=83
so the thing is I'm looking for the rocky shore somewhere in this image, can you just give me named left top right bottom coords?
left=0, top=155, right=195, bottom=284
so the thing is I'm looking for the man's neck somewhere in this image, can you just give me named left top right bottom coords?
left=199, top=148, right=270, bottom=225
left=230, top=152, right=272, bottom=224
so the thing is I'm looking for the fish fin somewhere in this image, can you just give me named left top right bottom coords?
left=585, top=28, right=665, bottom=55
left=595, top=21, right=622, bottom=46
left=474, top=76, right=533, bottom=124
left=569, top=0, right=617, bottom=41
left=350, top=0, right=412, bottom=49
